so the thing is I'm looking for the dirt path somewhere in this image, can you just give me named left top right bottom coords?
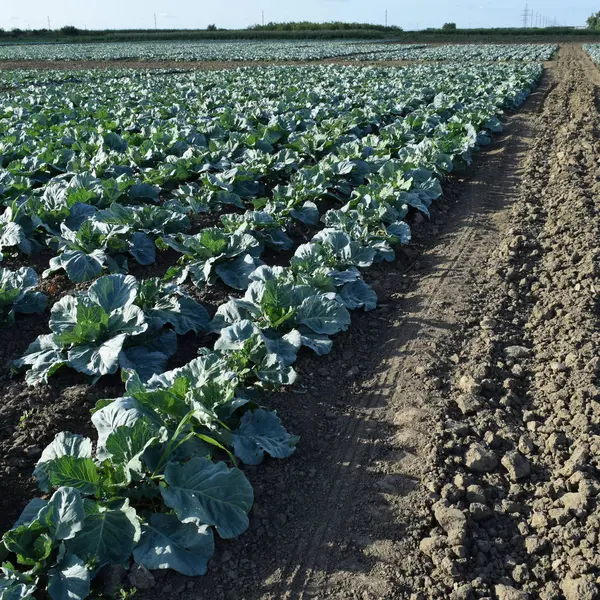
left=129, top=46, right=600, bottom=600
left=410, top=44, right=600, bottom=599
left=0, top=57, right=556, bottom=72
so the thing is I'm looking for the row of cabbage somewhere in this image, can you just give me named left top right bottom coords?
left=0, top=63, right=536, bottom=281
left=583, top=44, right=600, bottom=64
left=0, top=41, right=557, bottom=64
left=354, top=43, right=559, bottom=62
left=0, top=40, right=425, bottom=63
left=0, top=62, right=544, bottom=600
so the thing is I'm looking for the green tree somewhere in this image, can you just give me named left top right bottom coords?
left=207, top=24, right=217, bottom=31
left=442, top=22, right=457, bottom=31
left=60, top=25, right=80, bottom=35
left=587, top=11, right=600, bottom=29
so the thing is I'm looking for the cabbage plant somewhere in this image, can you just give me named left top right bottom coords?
left=159, top=228, right=263, bottom=290
left=14, top=274, right=210, bottom=384
left=0, top=267, right=47, bottom=324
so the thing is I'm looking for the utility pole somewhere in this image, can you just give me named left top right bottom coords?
left=385, top=9, right=388, bottom=27
left=522, top=2, right=529, bottom=28
left=262, top=10, right=265, bottom=26
left=47, top=15, right=51, bottom=30
left=154, top=13, right=157, bottom=30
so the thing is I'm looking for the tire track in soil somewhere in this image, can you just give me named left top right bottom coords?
left=269, top=61, right=552, bottom=600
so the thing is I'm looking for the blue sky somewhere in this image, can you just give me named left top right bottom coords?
left=2, top=0, right=596, bottom=31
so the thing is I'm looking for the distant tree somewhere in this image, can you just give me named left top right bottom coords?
left=60, top=25, right=80, bottom=35
left=247, top=21, right=402, bottom=32
left=207, top=24, right=217, bottom=31
left=587, top=11, right=600, bottom=29
left=10, top=28, right=23, bottom=37
left=442, top=22, right=457, bottom=31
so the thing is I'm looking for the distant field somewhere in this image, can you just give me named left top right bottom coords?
left=0, top=40, right=423, bottom=62
left=0, top=40, right=557, bottom=63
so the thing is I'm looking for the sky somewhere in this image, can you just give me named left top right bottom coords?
left=2, top=0, right=597, bottom=31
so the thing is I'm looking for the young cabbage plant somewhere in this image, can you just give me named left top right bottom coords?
left=94, top=202, right=190, bottom=236
left=212, top=267, right=351, bottom=357
left=0, top=413, right=254, bottom=600
left=166, top=183, right=245, bottom=215
left=0, top=267, right=48, bottom=324
left=322, top=198, right=411, bottom=263
left=96, top=354, right=298, bottom=467
left=0, top=203, right=40, bottom=260
left=158, top=228, right=263, bottom=290
left=13, top=274, right=210, bottom=385
left=43, top=220, right=156, bottom=283
left=220, top=210, right=293, bottom=251
left=283, top=230, right=377, bottom=312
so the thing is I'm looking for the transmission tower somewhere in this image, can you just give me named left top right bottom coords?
left=522, top=2, right=530, bottom=27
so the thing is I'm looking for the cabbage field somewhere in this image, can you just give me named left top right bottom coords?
left=0, top=40, right=557, bottom=63
left=353, top=42, right=559, bottom=62
left=0, top=40, right=425, bottom=62
left=0, top=57, right=547, bottom=600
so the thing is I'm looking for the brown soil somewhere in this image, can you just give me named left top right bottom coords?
left=0, top=55, right=557, bottom=73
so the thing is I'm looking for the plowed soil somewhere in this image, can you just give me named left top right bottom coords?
left=2, top=43, right=600, bottom=600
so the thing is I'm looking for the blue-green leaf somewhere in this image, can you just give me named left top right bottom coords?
left=67, top=333, right=127, bottom=377
left=232, top=409, right=299, bottom=465
left=34, top=433, right=93, bottom=493
left=133, top=513, right=214, bottom=576
left=296, top=294, right=351, bottom=335
left=129, top=232, right=156, bottom=266
left=339, top=280, right=378, bottom=312
left=66, top=499, right=141, bottom=567
left=161, top=458, right=253, bottom=539
left=215, top=254, right=263, bottom=290
left=45, top=457, right=101, bottom=496
left=47, top=554, right=90, bottom=600
left=88, top=274, right=138, bottom=312
left=37, top=487, right=85, bottom=541
left=61, top=250, right=105, bottom=283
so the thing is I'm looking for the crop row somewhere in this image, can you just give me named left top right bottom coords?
left=352, top=43, right=558, bottom=62
left=0, top=64, right=542, bottom=280
left=583, top=43, right=600, bottom=64
left=0, top=40, right=425, bottom=63
left=0, top=62, right=543, bottom=599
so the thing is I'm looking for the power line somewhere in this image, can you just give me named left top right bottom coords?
left=522, top=4, right=560, bottom=28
